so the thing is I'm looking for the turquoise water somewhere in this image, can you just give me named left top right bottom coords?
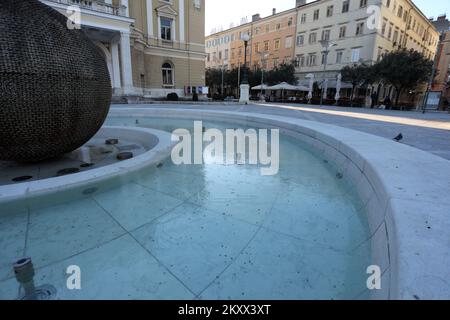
left=0, top=117, right=370, bottom=300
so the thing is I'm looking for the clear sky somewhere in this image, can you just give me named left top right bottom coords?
left=206, top=0, right=450, bottom=35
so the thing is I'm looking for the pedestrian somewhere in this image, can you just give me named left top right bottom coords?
left=384, top=96, right=392, bottom=110
left=371, top=91, right=378, bottom=109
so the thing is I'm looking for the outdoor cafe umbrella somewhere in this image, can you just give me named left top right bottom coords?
left=335, top=73, right=342, bottom=102
left=251, top=84, right=271, bottom=90
left=306, top=73, right=314, bottom=101
left=267, top=82, right=308, bottom=91
left=267, top=82, right=309, bottom=102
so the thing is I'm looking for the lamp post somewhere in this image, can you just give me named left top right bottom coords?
left=258, top=52, right=270, bottom=101
left=319, top=40, right=337, bottom=107
left=239, top=33, right=251, bottom=104
left=221, top=59, right=228, bottom=98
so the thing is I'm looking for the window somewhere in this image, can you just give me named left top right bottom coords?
left=301, top=13, right=307, bottom=24
left=285, top=36, right=293, bottom=49
left=266, top=24, right=270, bottom=33
left=322, top=29, right=330, bottom=41
left=255, top=27, right=260, bottom=35
left=393, top=29, right=399, bottom=44
left=356, top=22, right=364, bottom=36
left=160, top=17, right=173, bottom=41
left=218, top=51, right=222, bottom=60
left=207, top=53, right=210, bottom=62
left=225, top=49, right=229, bottom=59
left=377, top=47, right=383, bottom=61
left=276, top=23, right=281, bottom=30
left=162, top=62, right=174, bottom=86
left=307, top=54, right=317, bottom=66
left=326, top=5, right=334, bottom=17
left=264, top=40, right=270, bottom=51
left=321, top=53, right=326, bottom=65
left=309, top=32, right=317, bottom=44
left=339, top=26, right=347, bottom=38
left=296, top=34, right=304, bottom=46
left=255, top=43, right=260, bottom=53
left=386, top=0, right=391, bottom=8
left=388, top=23, right=393, bottom=39
left=274, top=39, right=281, bottom=50
left=231, top=49, right=235, bottom=59
left=398, top=5, right=403, bottom=18
left=360, top=0, right=367, bottom=8
left=382, top=19, right=387, bottom=35
left=288, top=18, right=293, bottom=27
left=342, top=0, right=350, bottom=13
left=313, top=9, right=319, bottom=21
left=351, top=48, right=360, bottom=62
left=273, top=58, right=279, bottom=67
left=297, top=54, right=305, bottom=67
left=336, top=51, right=343, bottom=64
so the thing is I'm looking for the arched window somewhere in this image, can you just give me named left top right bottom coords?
left=162, top=62, right=174, bottom=86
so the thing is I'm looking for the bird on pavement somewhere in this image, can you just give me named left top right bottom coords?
left=393, top=133, right=403, bottom=142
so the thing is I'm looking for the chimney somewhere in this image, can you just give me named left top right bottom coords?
left=272, top=8, right=276, bottom=15
left=252, top=14, right=261, bottom=22
left=296, top=0, right=306, bottom=7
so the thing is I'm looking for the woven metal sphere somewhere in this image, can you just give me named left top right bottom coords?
left=0, top=0, right=112, bottom=162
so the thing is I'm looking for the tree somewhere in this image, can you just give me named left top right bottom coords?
left=373, top=49, right=433, bottom=107
left=206, top=63, right=298, bottom=98
left=341, top=63, right=376, bottom=106
left=205, top=68, right=222, bottom=94
left=265, top=63, right=297, bottom=85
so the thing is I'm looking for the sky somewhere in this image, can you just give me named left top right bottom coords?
left=206, top=0, right=450, bottom=35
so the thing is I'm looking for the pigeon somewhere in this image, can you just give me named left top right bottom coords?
left=393, top=133, right=403, bottom=142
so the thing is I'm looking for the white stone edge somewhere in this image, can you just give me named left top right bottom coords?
left=0, top=126, right=176, bottom=205
left=107, top=107, right=450, bottom=300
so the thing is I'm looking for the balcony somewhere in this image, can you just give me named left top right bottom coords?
left=45, top=0, right=127, bottom=17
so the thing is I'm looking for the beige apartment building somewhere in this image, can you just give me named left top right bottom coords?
left=41, top=0, right=206, bottom=100
left=294, top=0, right=439, bottom=82
left=206, top=7, right=298, bottom=71
left=206, top=0, right=439, bottom=105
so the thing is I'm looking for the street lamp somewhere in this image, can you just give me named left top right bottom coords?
left=241, top=33, right=250, bottom=84
left=257, top=52, right=270, bottom=101
left=239, top=33, right=251, bottom=104
left=319, top=40, right=337, bottom=107
left=221, top=59, right=228, bottom=98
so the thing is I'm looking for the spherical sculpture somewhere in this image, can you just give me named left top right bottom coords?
left=0, top=0, right=112, bottom=162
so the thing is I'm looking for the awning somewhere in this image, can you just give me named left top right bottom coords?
left=267, top=82, right=309, bottom=91
left=251, top=84, right=271, bottom=90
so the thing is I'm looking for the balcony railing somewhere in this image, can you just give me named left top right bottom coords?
left=45, top=0, right=127, bottom=17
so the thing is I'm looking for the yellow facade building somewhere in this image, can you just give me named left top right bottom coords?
left=41, top=0, right=206, bottom=101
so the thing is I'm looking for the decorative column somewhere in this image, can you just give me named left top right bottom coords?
left=120, top=31, right=134, bottom=95
left=111, top=41, right=122, bottom=94
left=121, top=0, right=129, bottom=17
left=146, top=0, right=154, bottom=39
left=179, top=0, right=185, bottom=43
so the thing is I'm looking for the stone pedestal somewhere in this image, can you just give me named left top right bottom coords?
left=239, top=84, right=250, bottom=104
